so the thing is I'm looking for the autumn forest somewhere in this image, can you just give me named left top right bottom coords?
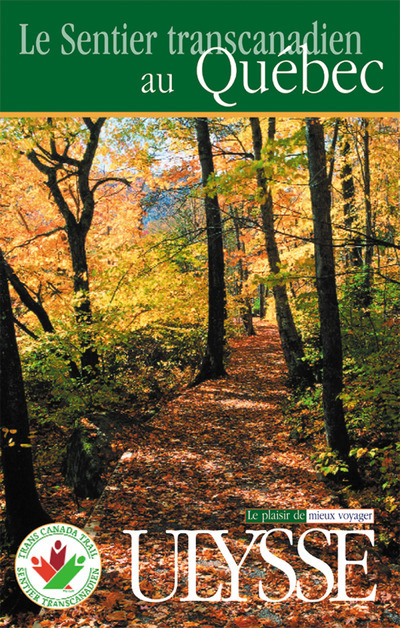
left=0, top=116, right=399, bottom=626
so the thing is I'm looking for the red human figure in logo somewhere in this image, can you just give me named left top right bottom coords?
left=31, top=556, right=56, bottom=582
left=50, top=540, right=66, bottom=571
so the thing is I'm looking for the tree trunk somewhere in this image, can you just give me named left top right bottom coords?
left=241, top=301, right=255, bottom=336
left=340, top=140, right=362, bottom=267
left=361, top=118, right=373, bottom=305
left=259, top=284, right=266, bottom=319
left=250, top=117, right=312, bottom=386
left=66, top=220, right=98, bottom=372
left=26, top=119, right=109, bottom=375
left=305, top=118, right=352, bottom=461
left=0, top=249, right=51, bottom=551
left=193, top=118, right=227, bottom=383
left=231, top=206, right=255, bottom=336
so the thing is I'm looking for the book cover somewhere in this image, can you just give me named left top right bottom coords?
left=0, top=1, right=399, bottom=626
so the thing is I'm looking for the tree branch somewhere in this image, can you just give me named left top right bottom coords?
left=6, top=227, right=65, bottom=254
left=13, top=316, right=39, bottom=340
left=1, top=249, right=55, bottom=333
left=213, top=149, right=254, bottom=159
left=91, top=177, right=131, bottom=194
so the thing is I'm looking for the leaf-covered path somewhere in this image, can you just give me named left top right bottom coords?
left=32, top=323, right=400, bottom=626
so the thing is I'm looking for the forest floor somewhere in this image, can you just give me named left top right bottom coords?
left=2, top=321, right=400, bottom=627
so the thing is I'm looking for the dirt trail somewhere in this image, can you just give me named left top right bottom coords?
left=34, top=322, right=398, bottom=627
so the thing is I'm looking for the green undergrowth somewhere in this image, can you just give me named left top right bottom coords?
left=20, top=321, right=207, bottom=467
left=286, top=273, right=400, bottom=557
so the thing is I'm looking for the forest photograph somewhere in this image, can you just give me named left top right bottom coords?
left=0, top=116, right=399, bottom=626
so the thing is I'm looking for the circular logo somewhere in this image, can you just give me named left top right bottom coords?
left=15, top=523, right=101, bottom=609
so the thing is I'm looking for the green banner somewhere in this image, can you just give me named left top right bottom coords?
left=0, top=0, right=399, bottom=113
